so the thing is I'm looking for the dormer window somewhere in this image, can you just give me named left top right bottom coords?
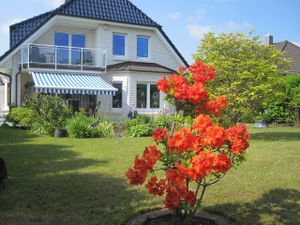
left=113, top=33, right=126, bottom=56
left=137, top=35, right=149, bottom=58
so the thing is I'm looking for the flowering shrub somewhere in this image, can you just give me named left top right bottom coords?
left=126, top=60, right=250, bottom=225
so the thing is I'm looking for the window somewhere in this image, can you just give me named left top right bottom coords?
left=113, top=33, right=126, bottom=56
left=137, top=84, right=147, bottom=108
left=136, top=83, right=160, bottom=109
left=137, top=36, right=149, bottom=58
left=150, top=84, right=160, bottom=108
left=112, top=83, right=122, bottom=108
left=55, top=32, right=69, bottom=64
left=54, top=32, right=86, bottom=65
left=71, top=34, right=86, bottom=65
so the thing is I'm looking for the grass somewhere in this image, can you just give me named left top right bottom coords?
left=0, top=126, right=299, bottom=225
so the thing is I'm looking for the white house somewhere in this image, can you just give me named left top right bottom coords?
left=0, top=0, right=188, bottom=119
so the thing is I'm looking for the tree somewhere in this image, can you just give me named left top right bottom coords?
left=195, top=32, right=290, bottom=124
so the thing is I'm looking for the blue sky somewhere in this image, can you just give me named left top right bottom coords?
left=0, top=0, right=299, bottom=63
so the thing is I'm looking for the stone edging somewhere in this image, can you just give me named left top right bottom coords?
left=125, top=209, right=239, bottom=225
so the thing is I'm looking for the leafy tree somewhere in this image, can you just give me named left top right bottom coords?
left=195, top=32, right=290, bottom=124
left=264, top=75, right=300, bottom=125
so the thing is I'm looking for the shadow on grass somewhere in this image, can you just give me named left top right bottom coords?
left=0, top=142, right=148, bottom=225
left=250, top=132, right=300, bottom=141
left=206, top=188, right=300, bottom=225
left=0, top=127, right=39, bottom=145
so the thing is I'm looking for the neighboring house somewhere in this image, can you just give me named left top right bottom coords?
left=0, top=0, right=188, bottom=119
left=265, top=35, right=300, bottom=74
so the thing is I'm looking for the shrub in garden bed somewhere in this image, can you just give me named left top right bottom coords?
left=66, top=114, right=115, bottom=138
left=7, top=95, right=72, bottom=135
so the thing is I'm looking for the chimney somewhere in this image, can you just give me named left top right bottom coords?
left=264, top=34, right=273, bottom=45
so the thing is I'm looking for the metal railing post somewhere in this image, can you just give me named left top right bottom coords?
left=55, top=46, right=57, bottom=70
left=81, top=48, right=83, bottom=71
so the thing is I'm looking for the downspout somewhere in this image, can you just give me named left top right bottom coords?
left=15, top=68, right=21, bottom=107
left=0, top=72, right=12, bottom=112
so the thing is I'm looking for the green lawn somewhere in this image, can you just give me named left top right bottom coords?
left=0, top=126, right=299, bottom=225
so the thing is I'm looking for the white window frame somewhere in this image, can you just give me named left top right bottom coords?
left=136, top=35, right=151, bottom=61
left=112, top=32, right=127, bottom=59
left=53, top=31, right=87, bottom=64
left=111, top=82, right=123, bottom=110
left=136, top=82, right=160, bottom=111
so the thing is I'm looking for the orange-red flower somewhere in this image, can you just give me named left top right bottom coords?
left=205, top=96, right=228, bottom=116
left=187, top=82, right=208, bottom=103
left=214, top=154, right=231, bottom=173
left=152, top=128, right=168, bottom=143
left=226, top=124, right=250, bottom=154
left=146, top=176, right=166, bottom=196
left=157, top=77, right=171, bottom=93
left=193, top=114, right=213, bottom=133
left=125, top=168, right=147, bottom=185
left=165, top=187, right=181, bottom=211
left=167, top=128, right=197, bottom=153
left=184, top=191, right=197, bottom=206
left=189, top=60, right=216, bottom=84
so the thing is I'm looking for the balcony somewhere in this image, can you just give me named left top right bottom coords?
left=21, top=44, right=107, bottom=72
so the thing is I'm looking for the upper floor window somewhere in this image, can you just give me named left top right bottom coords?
left=54, top=32, right=86, bottom=65
left=113, top=33, right=126, bottom=56
left=137, top=36, right=149, bottom=58
left=71, top=34, right=86, bottom=65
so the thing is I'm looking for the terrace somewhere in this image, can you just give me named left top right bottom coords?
left=20, top=43, right=107, bottom=72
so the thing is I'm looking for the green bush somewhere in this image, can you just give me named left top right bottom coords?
left=91, top=116, right=114, bottom=138
left=263, top=75, right=300, bottom=125
left=8, top=107, right=35, bottom=128
left=263, top=102, right=293, bottom=124
left=153, top=115, right=172, bottom=129
left=66, top=113, right=92, bottom=138
left=128, top=124, right=153, bottom=137
left=123, top=114, right=154, bottom=137
left=25, top=95, right=72, bottom=135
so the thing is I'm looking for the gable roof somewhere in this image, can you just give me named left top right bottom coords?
left=274, top=41, right=300, bottom=74
left=107, top=61, right=176, bottom=74
left=1, top=0, right=188, bottom=66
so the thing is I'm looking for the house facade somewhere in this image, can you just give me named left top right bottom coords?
left=0, top=0, right=188, bottom=119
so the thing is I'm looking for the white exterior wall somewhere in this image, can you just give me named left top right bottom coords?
left=0, top=86, right=5, bottom=111
left=97, top=71, right=175, bottom=121
left=31, top=18, right=182, bottom=70
left=35, top=26, right=96, bottom=49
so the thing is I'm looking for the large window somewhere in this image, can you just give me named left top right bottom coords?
left=71, top=34, right=86, bottom=65
left=55, top=32, right=69, bottom=64
left=54, top=32, right=86, bottom=65
left=137, top=36, right=149, bottom=58
left=137, top=84, right=147, bottom=108
left=136, top=83, right=160, bottom=109
left=112, top=83, right=122, bottom=108
left=150, top=84, right=160, bottom=108
left=113, top=33, right=126, bottom=56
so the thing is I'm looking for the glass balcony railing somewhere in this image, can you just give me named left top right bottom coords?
left=21, top=44, right=107, bottom=71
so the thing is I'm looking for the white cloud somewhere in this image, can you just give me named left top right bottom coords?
left=0, top=18, right=24, bottom=35
left=42, top=0, right=64, bottom=7
left=187, top=20, right=253, bottom=40
left=187, top=9, right=206, bottom=23
left=219, top=21, right=253, bottom=33
left=168, top=12, right=182, bottom=21
left=187, top=24, right=213, bottom=40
